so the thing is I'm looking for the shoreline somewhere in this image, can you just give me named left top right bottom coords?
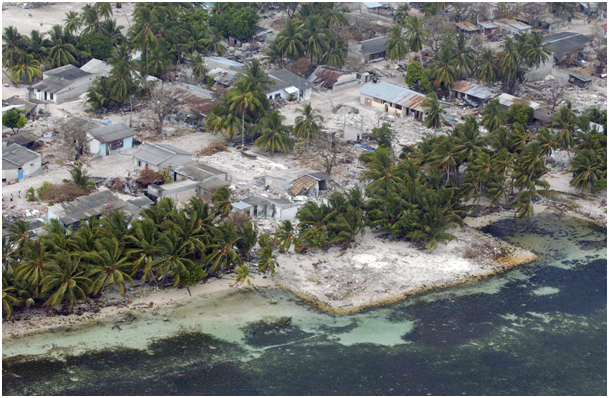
left=1, top=203, right=598, bottom=341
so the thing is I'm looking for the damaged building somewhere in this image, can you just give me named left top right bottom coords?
left=27, top=65, right=96, bottom=104
left=348, top=36, right=389, bottom=64
left=307, top=66, right=358, bottom=91
left=232, top=195, right=302, bottom=221
left=132, top=143, right=193, bottom=172
left=265, top=168, right=329, bottom=198
left=450, top=80, right=493, bottom=106
left=359, top=81, right=427, bottom=121
left=87, top=123, right=135, bottom=157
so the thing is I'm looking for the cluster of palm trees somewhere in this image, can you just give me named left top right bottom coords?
left=2, top=188, right=284, bottom=319
left=265, top=3, right=349, bottom=68
left=206, top=59, right=324, bottom=155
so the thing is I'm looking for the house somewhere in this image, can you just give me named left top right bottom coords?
left=47, top=189, right=134, bottom=228
left=494, top=19, right=533, bottom=35
left=355, top=36, right=389, bottom=63
left=171, top=162, right=230, bottom=183
left=254, top=25, right=273, bottom=42
left=455, top=21, right=480, bottom=34
left=27, top=65, right=96, bottom=103
left=497, top=93, right=541, bottom=111
left=478, top=21, right=498, bottom=35
left=124, top=196, right=155, bottom=218
left=265, top=69, right=312, bottom=101
left=87, top=123, right=135, bottom=157
left=2, top=132, right=37, bottom=148
left=205, top=56, right=245, bottom=72
left=450, top=81, right=493, bottom=105
left=146, top=179, right=201, bottom=204
left=361, top=2, right=383, bottom=13
left=2, top=96, right=37, bottom=118
left=541, top=32, right=590, bottom=64
left=265, top=198, right=301, bottom=221
left=359, top=81, right=427, bottom=121
left=231, top=196, right=302, bottom=221
left=265, top=168, right=328, bottom=198
left=176, top=83, right=214, bottom=100
left=132, top=143, right=193, bottom=172
left=2, top=144, right=42, bottom=182
left=80, top=58, right=112, bottom=78
left=568, top=71, right=594, bottom=89
left=307, top=66, right=358, bottom=91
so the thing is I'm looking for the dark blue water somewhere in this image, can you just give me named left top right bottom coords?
left=3, top=214, right=606, bottom=395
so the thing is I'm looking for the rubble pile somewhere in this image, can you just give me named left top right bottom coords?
left=198, top=149, right=288, bottom=181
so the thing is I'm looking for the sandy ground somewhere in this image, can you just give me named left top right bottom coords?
left=274, top=225, right=537, bottom=314
left=2, top=274, right=273, bottom=340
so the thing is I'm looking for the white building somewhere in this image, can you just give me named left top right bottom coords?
left=265, top=69, right=312, bottom=101
left=80, top=58, right=113, bottom=78
left=27, top=65, right=96, bottom=103
left=132, top=143, right=193, bottom=172
left=88, top=123, right=135, bottom=157
left=2, top=144, right=42, bottom=182
left=359, top=81, right=427, bottom=121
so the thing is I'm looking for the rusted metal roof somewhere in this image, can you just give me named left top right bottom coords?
left=360, top=81, right=427, bottom=112
left=289, top=175, right=317, bottom=196
left=396, top=92, right=426, bottom=112
left=308, top=66, right=348, bottom=89
left=452, top=80, right=492, bottom=100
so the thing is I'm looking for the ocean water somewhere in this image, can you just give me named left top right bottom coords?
left=3, top=214, right=607, bottom=395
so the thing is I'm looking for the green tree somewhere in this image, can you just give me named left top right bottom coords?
left=422, top=92, right=446, bottom=131
left=227, top=84, right=262, bottom=146
left=40, top=253, right=91, bottom=309
left=206, top=223, right=243, bottom=274
left=386, top=24, right=408, bottom=61
left=551, top=102, right=578, bottom=158
left=570, top=149, right=605, bottom=192
left=403, top=15, right=428, bottom=55
left=2, top=26, right=26, bottom=67
left=474, top=48, right=498, bottom=85
left=522, top=32, right=551, bottom=68
left=256, top=245, right=279, bottom=275
left=429, top=45, right=459, bottom=89
left=294, top=102, right=323, bottom=146
left=88, top=238, right=134, bottom=296
left=80, top=32, right=114, bottom=61
left=63, top=165, right=95, bottom=190
left=481, top=99, right=505, bottom=132
left=275, top=220, right=295, bottom=253
left=404, top=61, right=424, bottom=87
left=254, top=110, right=294, bottom=155
left=14, top=240, right=54, bottom=298
left=371, top=123, right=394, bottom=149
left=277, top=21, right=305, bottom=60
left=454, top=34, right=475, bottom=78
left=2, top=109, right=27, bottom=133
left=321, top=36, right=345, bottom=68
left=63, top=11, right=82, bottom=34
left=8, top=52, right=42, bottom=83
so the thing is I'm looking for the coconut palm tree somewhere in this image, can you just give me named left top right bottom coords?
left=2, top=26, right=26, bottom=67
left=101, top=19, right=125, bottom=45
left=275, top=221, right=295, bottom=253
left=429, top=135, right=460, bottom=186
left=327, top=205, right=365, bottom=248
left=386, top=24, right=408, bottom=61
left=86, top=77, right=118, bottom=111
left=403, top=15, right=428, bottom=56
left=40, top=252, right=91, bottom=309
left=129, top=7, right=160, bottom=79
left=422, top=92, right=446, bottom=131
left=205, top=102, right=242, bottom=140
left=8, top=220, right=32, bottom=258
left=190, top=54, right=207, bottom=83
left=254, top=110, right=294, bottom=155
left=277, top=21, right=305, bottom=60
left=499, top=37, right=521, bottom=93
left=96, top=2, right=114, bottom=19
left=393, top=3, right=411, bottom=24
left=359, top=147, right=403, bottom=195
left=513, top=190, right=535, bottom=219
left=27, top=29, right=51, bottom=67
left=88, top=238, right=134, bottom=296
left=536, top=128, right=559, bottom=164
left=321, top=3, right=348, bottom=27
left=99, top=210, right=132, bottom=243
left=206, top=223, right=243, bottom=274
left=202, top=28, right=227, bottom=56
left=156, top=232, right=195, bottom=286
left=294, top=102, right=323, bottom=146
left=263, top=38, right=283, bottom=66
left=2, top=282, right=22, bottom=320
left=551, top=102, right=578, bottom=158
left=481, top=99, right=505, bottom=132
left=429, top=45, right=459, bottom=89
left=454, top=117, right=486, bottom=162
left=63, top=11, right=82, bottom=34
left=63, top=165, right=94, bottom=190
left=81, top=4, right=104, bottom=35
left=47, top=25, right=78, bottom=67
left=256, top=246, right=279, bottom=275
left=109, top=61, right=134, bottom=103
left=474, top=49, right=497, bottom=85
left=227, top=85, right=262, bottom=146
left=407, top=206, right=458, bottom=250
left=211, top=186, right=233, bottom=219
left=162, top=211, right=207, bottom=259
left=303, top=16, right=329, bottom=63
left=13, top=240, right=54, bottom=298
left=236, top=221, right=258, bottom=262
left=454, top=34, right=475, bottom=78
left=570, top=149, right=604, bottom=192
left=522, top=32, right=551, bottom=69
left=126, top=219, right=166, bottom=283
left=8, top=53, right=42, bottom=84
left=321, top=36, right=345, bottom=68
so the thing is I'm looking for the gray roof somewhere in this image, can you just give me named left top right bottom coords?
left=497, top=93, right=541, bottom=110
left=2, top=132, right=37, bottom=146
left=242, top=196, right=268, bottom=206
left=360, top=36, right=389, bottom=55
left=452, top=80, right=493, bottom=100
left=2, top=96, right=37, bottom=114
left=359, top=81, right=427, bottom=112
left=132, top=143, right=192, bottom=166
left=80, top=59, right=112, bottom=76
left=568, top=71, right=594, bottom=81
left=254, top=25, right=273, bottom=37
left=172, top=162, right=226, bottom=181
left=267, top=69, right=312, bottom=92
left=2, top=143, right=40, bottom=166
left=88, top=123, right=135, bottom=143
left=31, top=77, right=72, bottom=94
left=3, top=159, right=18, bottom=170
left=206, top=56, right=245, bottom=69
left=233, top=201, right=252, bottom=210
left=126, top=196, right=154, bottom=208
left=542, top=32, right=589, bottom=60
left=478, top=21, right=497, bottom=29
left=48, top=190, right=129, bottom=225
left=45, top=64, right=91, bottom=80
left=363, top=1, right=383, bottom=8
left=307, top=172, right=329, bottom=181
left=198, top=178, right=230, bottom=191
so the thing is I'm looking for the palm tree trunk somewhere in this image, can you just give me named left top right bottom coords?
left=241, top=108, right=245, bottom=147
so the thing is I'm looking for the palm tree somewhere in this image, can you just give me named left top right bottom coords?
left=321, top=36, right=345, bottom=68
left=102, top=19, right=125, bottom=45
left=206, top=223, right=243, bottom=274
left=237, top=59, right=274, bottom=92
left=27, top=29, right=51, bottom=67
left=462, top=152, right=492, bottom=207
left=407, top=206, right=458, bottom=250
left=129, top=7, right=160, bottom=79
left=359, top=147, right=403, bottom=195
left=393, top=3, right=411, bottom=24
left=156, top=232, right=195, bottom=286
left=211, top=186, right=233, bottom=219
left=263, top=38, right=283, bottom=66
left=14, top=240, right=54, bottom=298
left=99, top=210, right=132, bottom=243
left=429, top=135, right=460, bottom=186
left=8, top=219, right=32, bottom=257
left=386, top=25, right=408, bottom=61
left=162, top=211, right=207, bottom=258
left=63, top=165, right=94, bottom=189
left=63, top=11, right=82, bottom=34
left=236, top=221, right=258, bottom=262
left=513, top=190, right=535, bottom=219
left=205, top=102, right=242, bottom=139
left=321, top=3, right=348, bottom=27
left=481, top=99, right=505, bottom=132
left=2, top=26, right=26, bottom=67
left=570, top=149, right=604, bottom=192
left=40, top=253, right=91, bottom=309
left=453, top=117, right=485, bottom=162
left=551, top=102, right=578, bottom=158
left=403, top=15, right=428, bottom=57
left=522, top=32, right=551, bottom=69
left=256, top=246, right=279, bottom=275
left=2, top=282, right=22, bottom=320
left=203, top=28, right=227, bottom=56
left=536, top=128, right=558, bottom=164
left=294, top=102, right=323, bottom=147
left=327, top=205, right=365, bottom=248
left=499, top=37, right=521, bottom=93
left=227, top=85, right=262, bottom=146
left=126, top=219, right=166, bottom=283
left=8, top=53, right=42, bottom=84
left=254, top=111, right=294, bottom=155
left=303, top=16, right=329, bottom=63
left=88, top=238, right=134, bottom=296
left=422, top=92, right=446, bottom=131
left=96, top=2, right=114, bottom=19
left=190, top=54, right=208, bottom=83
left=275, top=220, right=295, bottom=253
left=474, top=49, right=498, bottom=85
left=429, top=45, right=459, bottom=89
left=277, top=21, right=305, bottom=60
left=81, top=4, right=104, bottom=35
left=109, top=61, right=134, bottom=103
left=47, top=25, right=78, bottom=67
left=86, top=77, right=118, bottom=111
left=454, top=34, right=475, bottom=78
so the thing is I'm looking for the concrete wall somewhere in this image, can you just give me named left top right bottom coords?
left=90, top=136, right=133, bottom=157
left=89, top=137, right=100, bottom=156
left=524, top=58, right=554, bottom=82
left=266, top=88, right=311, bottom=101
left=21, top=155, right=42, bottom=178
left=333, top=75, right=359, bottom=91
left=134, top=154, right=192, bottom=172
left=265, top=176, right=288, bottom=193
left=2, top=168, right=19, bottom=182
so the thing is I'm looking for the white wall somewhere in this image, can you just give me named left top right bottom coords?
left=89, top=136, right=100, bottom=155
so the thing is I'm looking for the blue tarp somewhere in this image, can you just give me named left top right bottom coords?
left=357, top=144, right=376, bottom=151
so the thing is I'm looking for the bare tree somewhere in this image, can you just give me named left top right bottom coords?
left=474, top=3, right=491, bottom=21
left=148, top=84, right=185, bottom=139
left=519, top=3, right=549, bottom=28
left=547, top=78, right=567, bottom=111
left=55, top=118, right=90, bottom=161
left=596, top=46, right=607, bottom=74
left=424, top=14, right=453, bottom=54
left=309, top=132, right=345, bottom=176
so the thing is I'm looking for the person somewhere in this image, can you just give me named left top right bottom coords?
left=10, top=194, right=13, bottom=202
left=18, top=190, right=22, bottom=199
left=40, top=19, right=43, bottom=26
left=29, top=10, right=32, bottom=17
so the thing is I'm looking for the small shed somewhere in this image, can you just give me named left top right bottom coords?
left=361, top=2, right=383, bottom=13
left=199, top=178, right=230, bottom=199
left=497, top=93, right=541, bottom=110
left=205, top=56, right=245, bottom=71
left=455, top=21, right=480, bottom=34
left=132, top=143, right=193, bottom=172
left=307, top=66, right=358, bottom=91
left=146, top=180, right=201, bottom=204
left=87, top=122, right=135, bottom=156
left=2, top=96, right=37, bottom=118
left=2, top=144, right=42, bottom=182
left=265, top=168, right=328, bottom=198
left=266, top=198, right=302, bottom=221
left=478, top=21, right=498, bottom=35
left=359, top=36, right=389, bottom=62
left=568, top=71, right=593, bottom=89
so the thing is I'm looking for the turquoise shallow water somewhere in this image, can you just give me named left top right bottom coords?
left=3, top=214, right=607, bottom=395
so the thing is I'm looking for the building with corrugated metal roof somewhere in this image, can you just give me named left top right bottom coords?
left=450, top=80, right=493, bottom=105
left=359, top=81, right=427, bottom=121
left=87, top=122, right=135, bottom=156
